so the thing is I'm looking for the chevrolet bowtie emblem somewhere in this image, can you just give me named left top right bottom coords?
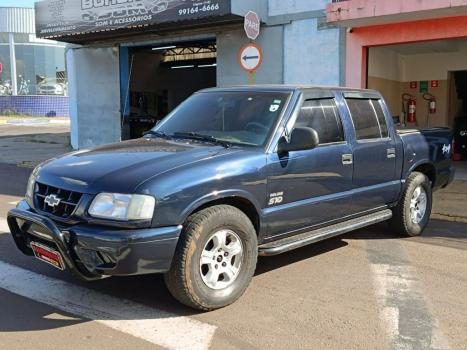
left=44, top=194, right=61, bottom=208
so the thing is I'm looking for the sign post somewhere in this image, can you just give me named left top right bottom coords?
left=241, top=11, right=261, bottom=84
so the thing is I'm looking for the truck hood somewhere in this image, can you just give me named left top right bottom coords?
left=35, top=138, right=240, bottom=194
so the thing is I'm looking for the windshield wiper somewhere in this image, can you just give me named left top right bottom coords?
left=143, top=130, right=172, bottom=139
left=173, top=132, right=231, bottom=148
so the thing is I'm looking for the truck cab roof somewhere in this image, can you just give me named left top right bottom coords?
left=198, top=84, right=381, bottom=96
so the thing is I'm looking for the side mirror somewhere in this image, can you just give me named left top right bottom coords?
left=278, top=127, right=319, bottom=153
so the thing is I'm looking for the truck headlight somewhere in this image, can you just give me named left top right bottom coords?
left=88, top=193, right=155, bottom=221
left=26, top=165, right=41, bottom=200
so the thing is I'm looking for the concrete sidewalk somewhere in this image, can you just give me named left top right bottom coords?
left=432, top=180, right=467, bottom=222
left=0, top=121, right=71, bottom=168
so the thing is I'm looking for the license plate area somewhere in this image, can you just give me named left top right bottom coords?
left=30, top=242, right=65, bottom=271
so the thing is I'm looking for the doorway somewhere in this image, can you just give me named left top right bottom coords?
left=121, top=39, right=217, bottom=139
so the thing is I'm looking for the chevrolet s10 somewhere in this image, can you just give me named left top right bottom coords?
left=8, top=86, right=455, bottom=310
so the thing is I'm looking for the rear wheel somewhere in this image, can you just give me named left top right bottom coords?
left=390, top=171, right=432, bottom=236
left=164, top=205, right=258, bottom=310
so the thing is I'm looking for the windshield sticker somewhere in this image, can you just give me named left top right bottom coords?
left=270, top=104, right=280, bottom=112
left=273, top=100, right=282, bottom=104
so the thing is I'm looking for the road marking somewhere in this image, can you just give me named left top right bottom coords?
left=368, top=241, right=449, bottom=349
left=8, top=201, right=19, bottom=205
left=0, top=218, right=9, bottom=234
left=0, top=261, right=217, bottom=350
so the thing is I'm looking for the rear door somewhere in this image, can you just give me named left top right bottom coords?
left=343, top=92, right=398, bottom=212
left=265, top=91, right=354, bottom=238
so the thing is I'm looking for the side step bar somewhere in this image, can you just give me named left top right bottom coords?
left=258, top=209, right=392, bottom=256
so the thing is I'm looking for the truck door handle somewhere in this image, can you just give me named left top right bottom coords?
left=342, top=154, right=353, bottom=165
left=387, top=148, right=396, bottom=159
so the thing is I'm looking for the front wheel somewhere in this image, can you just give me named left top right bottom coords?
left=164, top=205, right=258, bottom=310
left=390, top=171, right=432, bottom=237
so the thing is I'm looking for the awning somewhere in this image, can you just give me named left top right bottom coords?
left=35, top=0, right=264, bottom=44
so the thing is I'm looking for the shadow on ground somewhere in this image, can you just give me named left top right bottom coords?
left=0, top=216, right=465, bottom=334
left=0, top=163, right=31, bottom=197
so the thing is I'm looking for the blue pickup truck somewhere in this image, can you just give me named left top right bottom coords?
left=8, top=86, right=454, bottom=310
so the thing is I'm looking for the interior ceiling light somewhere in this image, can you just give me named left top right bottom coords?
left=198, top=63, right=217, bottom=68
left=171, top=65, right=195, bottom=69
left=152, top=45, right=176, bottom=51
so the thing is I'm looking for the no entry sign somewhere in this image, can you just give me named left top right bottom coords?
left=244, top=11, right=260, bottom=40
left=238, top=43, right=263, bottom=72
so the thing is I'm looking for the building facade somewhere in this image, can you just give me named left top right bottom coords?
left=0, top=7, right=68, bottom=116
left=33, top=0, right=346, bottom=149
left=327, top=0, right=467, bottom=133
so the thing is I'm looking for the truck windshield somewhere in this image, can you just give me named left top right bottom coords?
left=153, top=91, right=291, bottom=147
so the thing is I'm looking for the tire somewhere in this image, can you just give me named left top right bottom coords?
left=164, top=205, right=258, bottom=311
left=390, top=171, right=432, bottom=237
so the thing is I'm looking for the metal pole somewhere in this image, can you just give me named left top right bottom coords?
left=8, top=33, right=17, bottom=96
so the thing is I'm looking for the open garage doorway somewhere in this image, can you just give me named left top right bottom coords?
left=121, top=39, right=217, bottom=139
left=367, top=38, right=467, bottom=172
left=366, top=39, right=467, bottom=129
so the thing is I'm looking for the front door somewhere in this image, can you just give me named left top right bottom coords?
left=265, top=95, right=354, bottom=239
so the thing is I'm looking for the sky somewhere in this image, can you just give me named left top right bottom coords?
left=0, top=0, right=36, bottom=8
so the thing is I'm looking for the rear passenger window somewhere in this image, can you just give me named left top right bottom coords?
left=372, top=100, right=389, bottom=138
left=295, top=99, right=345, bottom=144
left=346, top=98, right=389, bottom=140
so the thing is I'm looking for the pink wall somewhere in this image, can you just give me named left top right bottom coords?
left=327, top=0, right=467, bottom=23
left=346, top=16, right=467, bottom=88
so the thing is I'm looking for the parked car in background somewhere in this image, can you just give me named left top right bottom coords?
left=37, top=78, right=68, bottom=96
left=7, top=86, right=455, bottom=311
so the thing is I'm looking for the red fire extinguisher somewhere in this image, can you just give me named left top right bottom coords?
left=407, top=98, right=417, bottom=123
left=402, top=93, right=417, bottom=124
left=423, top=93, right=436, bottom=114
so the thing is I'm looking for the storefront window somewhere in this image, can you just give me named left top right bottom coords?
left=0, top=32, right=67, bottom=96
left=0, top=35, right=12, bottom=94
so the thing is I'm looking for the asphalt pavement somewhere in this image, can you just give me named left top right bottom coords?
left=1, top=163, right=467, bottom=349
left=0, top=122, right=466, bottom=349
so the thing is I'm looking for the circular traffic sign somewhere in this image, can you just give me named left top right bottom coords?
left=238, top=43, right=263, bottom=72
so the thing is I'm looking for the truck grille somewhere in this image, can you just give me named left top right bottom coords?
left=35, top=182, right=83, bottom=219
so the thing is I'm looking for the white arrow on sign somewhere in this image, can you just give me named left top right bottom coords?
left=238, top=43, right=263, bottom=72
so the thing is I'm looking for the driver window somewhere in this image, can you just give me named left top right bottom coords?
left=294, top=98, right=345, bottom=145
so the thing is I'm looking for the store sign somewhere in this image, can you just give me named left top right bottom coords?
left=35, top=0, right=231, bottom=39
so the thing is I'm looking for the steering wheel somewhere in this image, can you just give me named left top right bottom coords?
left=245, top=122, right=268, bottom=134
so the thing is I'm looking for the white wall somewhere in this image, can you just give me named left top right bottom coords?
left=370, top=46, right=467, bottom=82
left=283, top=18, right=341, bottom=85
left=217, top=27, right=284, bottom=86
left=401, top=52, right=467, bottom=81
left=368, top=47, right=402, bottom=81
left=68, top=46, right=121, bottom=149
left=268, top=0, right=328, bottom=16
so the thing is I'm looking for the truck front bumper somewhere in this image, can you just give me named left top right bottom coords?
left=7, top=200, right=182, bottom=281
